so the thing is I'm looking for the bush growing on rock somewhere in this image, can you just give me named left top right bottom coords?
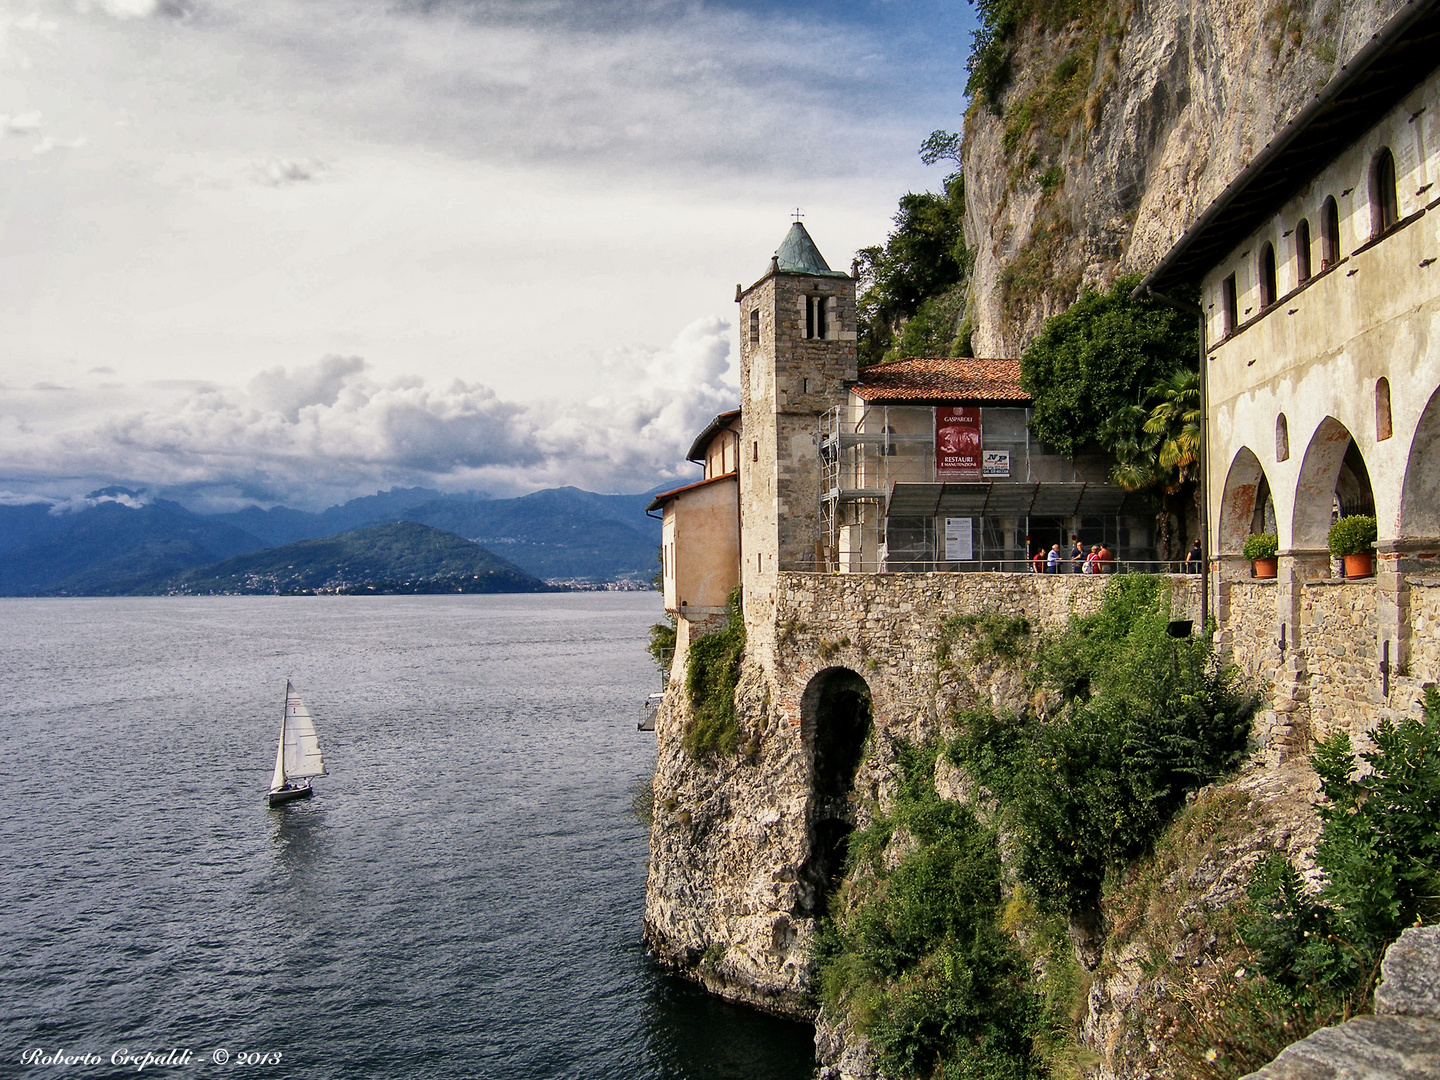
left=818, top=741, right=1045, bottom=1079
left=1246, top=689, right=1440, bottom=1007
left=948, top=575, right=1254, bottom=917
left=682, top=588, right=745, bottom=760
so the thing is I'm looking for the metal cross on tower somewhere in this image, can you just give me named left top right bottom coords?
left=791, top=207, right=804, bottom=222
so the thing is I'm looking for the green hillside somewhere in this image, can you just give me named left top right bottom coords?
left=156, top=522, right=550, bottom=595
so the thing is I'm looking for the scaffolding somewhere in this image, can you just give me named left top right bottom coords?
left=815, top=403, right=1155, bottom=573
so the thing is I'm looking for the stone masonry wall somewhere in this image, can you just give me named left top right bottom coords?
left=1299, top=580, right=1379, bottom=743
left=644, top=570, right=1202, bottom=1018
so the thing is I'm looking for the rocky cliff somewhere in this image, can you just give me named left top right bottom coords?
left=964, top=0, right=1408, bottom=357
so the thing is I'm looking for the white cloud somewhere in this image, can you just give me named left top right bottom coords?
left=3, top=110, right=42, bottom=133
left=0, top=318, right=734, bottom=506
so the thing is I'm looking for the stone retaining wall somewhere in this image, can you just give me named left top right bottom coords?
left=1299, top=580, right=1379, bottom=742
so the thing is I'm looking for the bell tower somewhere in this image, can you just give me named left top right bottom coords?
left=736, top=222, right=857, bottom=613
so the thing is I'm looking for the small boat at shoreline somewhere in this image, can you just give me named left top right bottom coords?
left=267, top=681, right=328, bottom=806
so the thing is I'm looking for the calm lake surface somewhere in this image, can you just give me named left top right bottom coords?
left=0, top=595, right=814, bottom=1079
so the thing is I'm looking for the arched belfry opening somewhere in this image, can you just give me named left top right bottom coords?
left=1293, top=417, right=1376, bottom=549
left=800, top=667, right=873, bottom=914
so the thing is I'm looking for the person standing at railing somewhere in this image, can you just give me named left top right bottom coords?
left=1068, top=536, right=1084, bottom=573
left=1098, top=543, right=1115, bottom=573
left=1031, top=547, right=1045, bottom=574
left=1085, top=545, right=1100, bottom=574
left=1184, top=538, right=1202, bottom=573
left=1047, top=544, right=1061, bottom=574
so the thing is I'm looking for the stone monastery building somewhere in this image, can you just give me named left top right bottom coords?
left=642, top=0, right=1440, bottom=1020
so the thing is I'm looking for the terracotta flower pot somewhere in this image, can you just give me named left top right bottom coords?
left=1252, top=558, right=1278, bottom=579
left=1343, top=553, right=1375, bottom=579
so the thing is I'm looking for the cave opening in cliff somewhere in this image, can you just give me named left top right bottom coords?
left=800, top=667, right=872, bottom=915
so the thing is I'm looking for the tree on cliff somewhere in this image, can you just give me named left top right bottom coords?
left=1019, top=273, right=1197, bottom=457
left=856, top=171, right=973, bottom=366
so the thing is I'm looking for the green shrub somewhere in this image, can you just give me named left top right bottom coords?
left=949, top=576, right=1254, bottom=916
left=936, top=612, right=1032, bottom=669
left=819, top=739, right=1045, bottom=1079
left=1242, top=533, right=1278, bottom=561
left=647, top=617, right=676, bottom=677
left=1327, top=514, right=1376, bottom=556
left=683, top=588, right=745, bottom=759
left=1249, top=693, right=1440, bottom=977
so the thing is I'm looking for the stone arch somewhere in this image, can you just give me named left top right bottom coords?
left=1292, top=417, right=1375, bottom=549
left=799, top=666, right=872, bottom=914
left=1400, top=384, right=1440, bottom=537
left=1219, top=447, right=1272, bottom=552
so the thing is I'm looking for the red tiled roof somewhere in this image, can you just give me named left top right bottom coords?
left=645, top=471, right=738, bottom=513
left=852, top=357, right=1029, bottom=404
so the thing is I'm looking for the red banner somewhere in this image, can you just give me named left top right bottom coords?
left=936, top=407, right=981, bottom=479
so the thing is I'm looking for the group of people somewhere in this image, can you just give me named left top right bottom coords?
left=1029, top=537, right=1205, bottom=573
left=1032, top=537, right=1113, bottom=575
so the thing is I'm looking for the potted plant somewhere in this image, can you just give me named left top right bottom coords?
left=1243, top=532, right=1279, bottom=578
left=1328, top=514, right=1377, bottom=578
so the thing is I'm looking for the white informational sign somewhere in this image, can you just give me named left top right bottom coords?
left=944, top=517, right=974, bottom=561
left=982, top=450, right=1011, bottom=478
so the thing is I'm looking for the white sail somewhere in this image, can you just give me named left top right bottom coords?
left=282, top=685, right=327, bottom=779
left=270, top=704, right=288, bottom=792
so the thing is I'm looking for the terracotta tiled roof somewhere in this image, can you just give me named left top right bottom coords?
left=852, top=357, right=1029, bottom=404
left=645, top=472, right=738, bottom=513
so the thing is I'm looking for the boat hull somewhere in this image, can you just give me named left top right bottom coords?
left=267, top=783, right=313, bottom=806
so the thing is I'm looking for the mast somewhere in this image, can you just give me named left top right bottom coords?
left=269, top=681, right=290, bottom=792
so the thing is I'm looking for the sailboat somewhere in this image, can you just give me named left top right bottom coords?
left=267, top=681, right=328, bottom=806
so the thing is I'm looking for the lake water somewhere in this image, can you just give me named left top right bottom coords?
left=0, top=595, right=814, bottom=1079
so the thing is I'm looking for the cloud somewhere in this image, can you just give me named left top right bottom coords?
left=0, top=318, right=734, bottom=506
left=48, top=488, right=150, bottom=513
left=2, top=111, right=42, bottom=134
left=252, top=157, right=326, bottom=186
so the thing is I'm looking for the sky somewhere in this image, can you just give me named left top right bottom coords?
left=0, top=0, right=977, bottom=511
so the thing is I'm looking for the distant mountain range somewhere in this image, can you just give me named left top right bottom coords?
left=0, top=483, right=669, bottom=596
left=162, top=523, right=549, bottom=595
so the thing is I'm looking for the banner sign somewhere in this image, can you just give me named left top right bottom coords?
left=936, top=407, right=981, bottom=479
left=982, top=450, right=1011, bottom=478
left=944, top=517, right=974, bottom=561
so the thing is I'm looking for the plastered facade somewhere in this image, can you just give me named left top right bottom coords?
left=1206, top=63, right=1440, bottom=739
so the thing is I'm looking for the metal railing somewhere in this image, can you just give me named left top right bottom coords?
left=783, top=558, right=1203, bottom=576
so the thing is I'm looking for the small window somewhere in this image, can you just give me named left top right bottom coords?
left=1222, top=274, right=1239, bottom=335
left=1377, top=377, right=1393, bottom=441
left=1321, top=196, right=1340, bottom=267
left=1295, top=219, right=1312, bottom=283
left=748, top=309, right=760, bottom=344
left=1372, top=147, right=1399, bottom=236
left=752, top=441, right=758, bottom=462
left=1259, top=242, right=1278, bottom=308
left=1276, top=413, right=1290, bottom=462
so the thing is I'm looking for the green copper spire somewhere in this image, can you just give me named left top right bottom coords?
left=773, top=222, right=851, bottom=277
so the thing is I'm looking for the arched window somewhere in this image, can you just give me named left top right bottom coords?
left=806, top=295, right=829, bottom=339
left=1259, top=242, right=1278, bottom=308
left=749, top=309, right=760, bottom=344
left=1377, top=377, right=1393, bottom=441
left=1295, top=219, right=1312, bottom=283
left=1276, top=413, right=1290, bottom=462
left=1320, top=196, right=1341, bottom=268
left=1372, top=147, right=1399, bottom=236
left=1222, top=273, right=1239, bottom=335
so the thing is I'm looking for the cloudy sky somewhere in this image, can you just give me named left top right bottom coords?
left=0, top=0, right=976, bottom=510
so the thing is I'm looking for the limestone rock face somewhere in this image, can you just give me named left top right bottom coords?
left=1375, top=926, right=1440, bottom=1020
left=964, top=0, right=1408, bottom=357
left=642, top=661, right=817, bottom=1018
